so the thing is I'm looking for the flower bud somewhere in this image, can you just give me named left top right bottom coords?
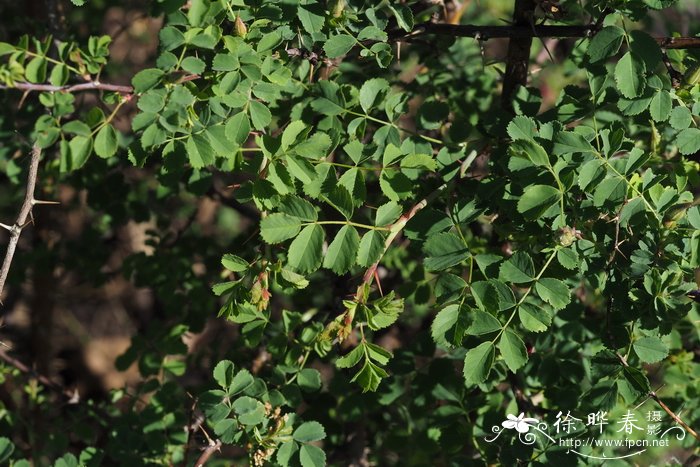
left=234, top=15, right=247, bottom=37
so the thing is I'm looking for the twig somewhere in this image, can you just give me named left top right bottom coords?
left=0, top=347, right=78, bottom=401
left=0, top=145, right=56, bottom=300
left=195, top=439, right=222, bottom=466
left=394, top=23, right=700, bottom=49
left=501, top=0, right=537, bottom=110
left=649, top=392, right=699, bottom=441
left=355, top=182, right=451, bottom=300
left=615, top=352, right=699, bottom=441
left=0, top=81, right=134, bottom=94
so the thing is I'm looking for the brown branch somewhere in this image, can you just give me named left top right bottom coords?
left=0, top=347, right=78, bottom=401
left=615, top=352, right=699, bottom=441
left=0, top=81, right=134, bottom=94
left=355, top=182, right=450, bottom=300
left=0, top=145, right=45, bottom=301
left=501, top=0, right=536, bottom=110
left=393, top=23, right=700, bottom=49
left=649, top=391, right=700, bottom=441
left=194, top=439, right=222, bottom=467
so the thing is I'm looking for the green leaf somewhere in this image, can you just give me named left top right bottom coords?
left=296, top=132, right=332, bottom=159
left=221, top=254, right=248, bottom=272
left=323, top=225, right=360, bottom=274
left=68, top=135, right=93, bottom=170
left=298, top=0, right=325, bottom=34
left=619, top=197, right=646, bottom=227
left=614, top=51, right=646, bottom=99
left=279, top=196, right=317, bottom=222
left=649, top=90, right=672, bottom=122
left=249, top=100, right=272, bottom=130
left=633, top=336, right=668, bottom=363
left=225, top=112, right=250, bottom=145
left=629, top=30, right=662, bottom=69
left=94, top=124, right=118, bottom=158
left=132, top=68, right=164, bottom=93
left=288, top=224, right=325, bottom=273
left=578, top=159, right=606, bottom=190
left=50, top=63, right=69, bottom=86
left=375, top=201, right=402, bottom=226
left=25, top=56, right=47, bottom=83
left=552, top=131, right=596, bottom=155
left=463, top=342, right=495, bottom=386
left=357, top=230, right=386, bottom=267
left=507, top=116, right=537, bottom=141
left=379, top=169, right=412, bottom=201
left=465, top=309, right=502, bottom=336
left=389, top=4, right=414, bottom=31
left=324, top=34, right=356, bottom=58
left=593, top=177, right=626, bottom=207
left=297, top=368, right=322, bottom=392
left=517, top=184, right=561, bottom=220
left=282, top=121, right=308, bottom=151
left=367, top=292, right=403, bottom=330
left=286, top=154, right=317, bottom=184
left=518, top=303, right=552, bottom=332
left=260, top=213, right=302, bottom=244
left=293, top=421, right=326, bottom=442
left=186, top=133, right=216, bottom=168
left=229, top=369, right=254, bottom=395
left=213, top=360, right=235, bottom=389
left=498, top=330, right=528, bottom=372
left=351, top=360, right=387, bottom=392
left=669, top=106, right=692, bottom=130
left=423, top=232, right=470, bottom=271
left=499, top=251, right=535, bottom=284
left=232, top=396, right=265, bottom=425
left=0, top=437, right=14, bottom=464
left=587, top=26, right=625, bottom=63
left=676, top=128, right=700, bottom=155
left=336, top=345, right=364, bottom=369
left=431, top=304, right=461, bottom=347
left=325, top=185, right=354, bottom=219
left=535, top=278, right=570, bottom=310
left=213, top=418, right=238, bottom=444
left=181, top=56, right=205, bottom=74
left=299, top=445, right=326, bottom=467
left=359, top=78, right=389, bottom=112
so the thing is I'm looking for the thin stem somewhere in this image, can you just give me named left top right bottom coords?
left=590, top=151, right=661, bottom=223
left=492, top=248, right=560, bottom=343
left=303, top=220, right=390, bottom=231
left=0, top=145, right=43, bottom=300
left=345, top=109, right=451, bottom=146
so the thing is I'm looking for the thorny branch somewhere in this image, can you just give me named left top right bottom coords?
left=394, top=23, right=700, bottom=49
left=0, top=81, right=134, bottom=94
left=616, top=352, right=699, bottom=441
left=0, top=145, right=57, bottom=301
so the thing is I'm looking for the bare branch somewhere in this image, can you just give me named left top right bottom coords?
left=0, top=145, right=43, bottom=300
left=394, top=23, right=700, bottom=49
left=501, top=0, right=537, bottom=110
left=194, top=439, right=222, bottom=467
left=616, top=352, right=699, bottom=441
left=0, top=347, right=78, bottom=401
left=0, top=81, right=134, bottom=94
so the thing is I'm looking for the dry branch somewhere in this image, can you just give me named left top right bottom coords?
left=0, top=145, right=45, bottom=300
left=0, top=81, right=134, bottom=94
left=397, top=23, right=700, bottom=49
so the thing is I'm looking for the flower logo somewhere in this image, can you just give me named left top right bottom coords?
left=502, top=413, right=540, bottom=433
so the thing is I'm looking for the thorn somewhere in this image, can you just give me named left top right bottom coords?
left=0, top=222, right=12, bottom=232
left=19, top=219, right=33, bottom=230
left=374, top=269, right=384, bottom=297
left=31, top=199, right=60, bottom=206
